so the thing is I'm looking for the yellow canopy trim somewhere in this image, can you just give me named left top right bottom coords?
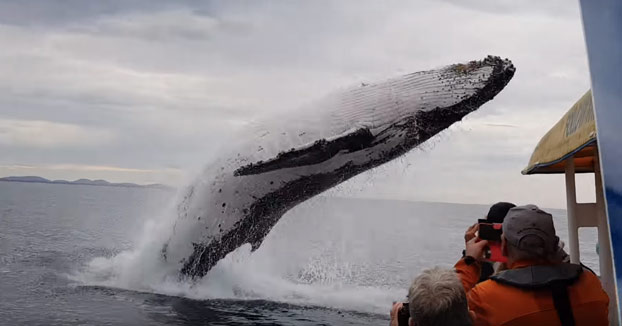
left=522, top=90, right=597, bottom=175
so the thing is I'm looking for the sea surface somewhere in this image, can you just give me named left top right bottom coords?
left=0, top=182, right=599, bottom=325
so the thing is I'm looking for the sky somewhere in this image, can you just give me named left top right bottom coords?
left=0, top=0, right=599, bottom=208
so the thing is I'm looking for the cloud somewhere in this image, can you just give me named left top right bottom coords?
left=68, top=9, right=249, bottom=42
left=0, top=1, right=593, bottom=206
left=0, top=163, right=180, bottom=174
left=34, top=164, right=180, bottom=174
left=0, top=119, right=115, bottom=148
left=439, top=0, right=579, bottom=17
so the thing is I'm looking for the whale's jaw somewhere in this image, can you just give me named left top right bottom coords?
left=169, top=56, right=515, bottom=279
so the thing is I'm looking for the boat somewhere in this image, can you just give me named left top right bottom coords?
left=522, top=90, right=617, bottom=324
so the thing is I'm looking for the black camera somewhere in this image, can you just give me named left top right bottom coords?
left=398, top=302, right=410, bottom=326
left=478, top=222, right=502, bottom=241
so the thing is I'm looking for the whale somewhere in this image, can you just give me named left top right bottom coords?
left=162, top=56, right=516, bottom=279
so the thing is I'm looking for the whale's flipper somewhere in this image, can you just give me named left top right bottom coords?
left=235, top=128, right=374, bottom=176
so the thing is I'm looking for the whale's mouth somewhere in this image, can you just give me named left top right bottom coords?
left=234, top=56, right=516, bottom=179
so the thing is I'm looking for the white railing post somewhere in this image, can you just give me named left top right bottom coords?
left=565, top=158, right=580, bottom=263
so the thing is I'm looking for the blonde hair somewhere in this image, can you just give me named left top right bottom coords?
left=408, top=267, right=472, bottom=326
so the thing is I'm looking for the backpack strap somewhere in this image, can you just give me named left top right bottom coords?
left=551, top=282, right=576, bottom=326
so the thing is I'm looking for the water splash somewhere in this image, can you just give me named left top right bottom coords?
left=73, top=195, right=408, bottom=315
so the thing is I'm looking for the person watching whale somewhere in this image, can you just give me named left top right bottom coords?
left=463, top=202, right=516, bottom=282
left=455, top=204, right=608, bottom=326
left=390, top=267, right=474, bottom=326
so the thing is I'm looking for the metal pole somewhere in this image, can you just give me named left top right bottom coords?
left=565, top=158, right=580, bottom=263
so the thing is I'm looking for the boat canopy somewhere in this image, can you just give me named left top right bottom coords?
left=522, top=90, right=597, bottom=175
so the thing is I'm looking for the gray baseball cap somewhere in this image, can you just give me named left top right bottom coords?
left=502, top=204, right=559, bottom=257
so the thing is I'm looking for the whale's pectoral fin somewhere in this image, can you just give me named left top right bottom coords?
left=234, top=128, right=374, bottom=176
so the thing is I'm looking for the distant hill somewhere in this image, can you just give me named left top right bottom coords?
left=0, top=176, right=173, bottom=190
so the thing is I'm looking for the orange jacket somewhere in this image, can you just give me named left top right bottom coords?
left=454, top=258, right=609, bottom=326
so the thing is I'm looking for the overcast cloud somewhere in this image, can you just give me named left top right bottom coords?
left=0, top=0, right=596, bottom=208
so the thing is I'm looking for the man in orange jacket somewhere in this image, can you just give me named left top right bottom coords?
left=455, top=204, right=609, bottom=326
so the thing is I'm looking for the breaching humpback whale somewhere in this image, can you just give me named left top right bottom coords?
left=163, top=56, right=515, bottom=278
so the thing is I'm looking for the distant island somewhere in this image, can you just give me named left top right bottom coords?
left=0, top=176, right=173, bottom=190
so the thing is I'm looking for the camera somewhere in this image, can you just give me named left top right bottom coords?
left=478, top=222, right=502, bottom=241
left=477, top=221, right=507, bottom=263
left=398, top=302, right=410, bottom=326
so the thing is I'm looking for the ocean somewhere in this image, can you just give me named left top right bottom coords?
left=0, top=182, right=599, bottom=325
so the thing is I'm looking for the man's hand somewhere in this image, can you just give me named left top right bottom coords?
left=390, top=302, right=403, bottom=326
left=465, top=237, right=489, bottom=261
left=464, top=223, right=479, bottom=243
